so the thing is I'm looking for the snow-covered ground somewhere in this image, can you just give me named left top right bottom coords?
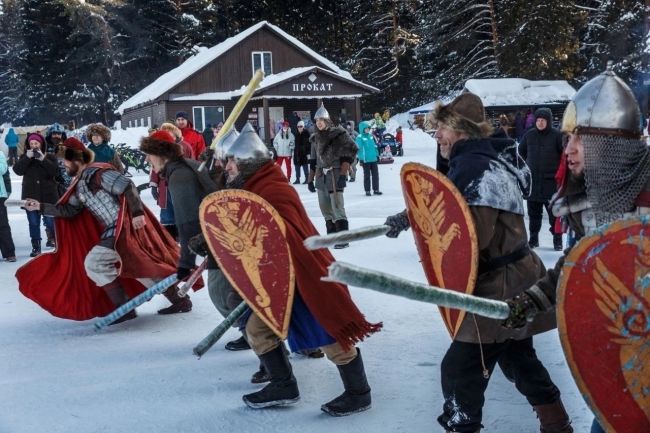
left=1, top=128, right=592, bottom=433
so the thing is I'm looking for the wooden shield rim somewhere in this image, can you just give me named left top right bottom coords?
left=401, top=162, right=479, bottom=338
left=557, top=216, right=648, bottom=433
left=199, top=189, right=295, bottom=339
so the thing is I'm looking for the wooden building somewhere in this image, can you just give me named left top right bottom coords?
left=116, top=21, right=378, bottom=142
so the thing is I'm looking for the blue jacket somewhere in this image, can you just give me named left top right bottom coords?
left=355, top=121, right=378, bottom=163
left=4, top=128, right=18, bottom=148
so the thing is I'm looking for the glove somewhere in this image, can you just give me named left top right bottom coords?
left=336, top=175, right=347, bottom=190
left=502, top=292, right=542, bottom=329
left=176, top=267, right=191, bottom=281
left=384, top=210, right=410, bottom=238
left=200, top=148, right=214, bottom=162
left=307, top=181, right=316, bottom=193
left=188, top=233, right=209, bottom=257
left=151, top=186, right=159, bottom=201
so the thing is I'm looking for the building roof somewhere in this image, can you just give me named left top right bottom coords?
left=116, top=21, right=360, bottom=114
left=409, top=78, right=576, bottom=114
left=169, top=66, right=379, bottom=102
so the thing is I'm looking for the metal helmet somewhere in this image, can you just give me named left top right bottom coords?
left=314, top=103, right=330, bottom=120
left=225, top=122, right=271, bottom=162
left=213, top=127, right=239, bottom=160
left=561, top=63, right=641, bottom=138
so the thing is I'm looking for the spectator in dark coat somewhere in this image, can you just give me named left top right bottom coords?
left=293, top=120, right=311, bottom=184
left=519, top=107, right=564, bottom=250
left=0, top=151, right=16, bottom=261
left=202, top=124, right=214, bottom=148
left=13, top=133, right=60, bottom=256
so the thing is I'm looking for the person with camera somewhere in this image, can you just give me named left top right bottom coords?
left=13, top=133, right=59, bottom=256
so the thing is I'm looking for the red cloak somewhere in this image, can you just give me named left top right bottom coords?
left=244, top=162, right=382, bottom=350
left=16, top=163, right=184, bottom=320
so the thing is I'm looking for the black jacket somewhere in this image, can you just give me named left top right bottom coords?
left=13, top=153, right=60, bottom=203
left=293, top=130, right=311, bottom=165
left=519, top=125, right=563, bottom=202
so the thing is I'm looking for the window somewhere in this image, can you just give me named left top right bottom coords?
left=147, top=116, right=152, bottom=127
left=192, top=106, right=225, bottom=132
left=252, top=51, right=272, bottom=76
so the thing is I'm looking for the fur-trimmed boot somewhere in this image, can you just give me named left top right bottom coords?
left=102, top=280, right=137, bottom=325
left=533, top=399, right=573, bottom=433
left=333, top=219, right=350, bottom=249
left=321, top=349, right=371, bottom=416
left=243, top=345, right=300, bottom=408
left=158, top=286, right=192, bottom=314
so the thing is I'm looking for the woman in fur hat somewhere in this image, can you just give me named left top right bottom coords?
left=86, top=123, right=124, bottom=173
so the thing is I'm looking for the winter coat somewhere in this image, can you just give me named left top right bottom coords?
left=202, top=127, right=214, bottom=148
left=273, top=130, right=295, bottom=157
left=293, top=130, right=311, bottom=165
left=4, top=128, right=18, bottom=148
left=0, top=152, right=8, bottom=198
left=12, top=151, right=60, bottom=203
left=310, top=125, right=358, bottom=193
left=447, top=137, right=556, bottom=343
left=355, top=121, right=378, bottom=163
left=88, top=142, right=123, bottom=173
left=519, top=120, right=564, bottom=202
left=179, top=121, right=206, bottom=160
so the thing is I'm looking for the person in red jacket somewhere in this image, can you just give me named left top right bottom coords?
left=175, top=111, right=206, bottom=158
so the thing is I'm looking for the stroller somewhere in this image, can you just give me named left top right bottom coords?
left=377, top=138, right=394, bottom=164
left=380, top=133, right=403, bottom=156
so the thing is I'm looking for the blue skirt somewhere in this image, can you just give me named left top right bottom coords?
left=239, top=290, right=335, bottom=352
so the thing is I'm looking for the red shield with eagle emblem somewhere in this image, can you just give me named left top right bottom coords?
left=200, top=189, right=295, bottom=339
left=401, top=162, right=478, bottom=339
left=558, top=216, right=650, bottom=433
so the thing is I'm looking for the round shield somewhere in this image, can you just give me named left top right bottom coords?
left=200, top=189, right=295, bottom=339
left=401, top=162, right=479, bottom=338
left=558, top=216, right=650, bottom=433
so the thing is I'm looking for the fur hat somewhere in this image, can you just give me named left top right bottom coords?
left=431, top=93, right=493, bottom=139
left=86, top=123, right=111, bottom=143
left=139, top=130, right=183, bottom=160
left=63, top=137, right=94, bottom=163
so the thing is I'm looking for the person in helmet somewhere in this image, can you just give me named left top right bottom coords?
left=223, top=123, right=381, bottom=416
left=503, top=65, right=650, bottom=433
left=307, top=103, right=358, bottom=248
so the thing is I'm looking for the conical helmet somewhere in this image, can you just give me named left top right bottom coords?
left=213, top=127, right=239, bottom=160
left=561, top=63, right=641, bottom=138
left=314, top=103, right=330, bottom=120
left=225, top=123, right=271, bottom=162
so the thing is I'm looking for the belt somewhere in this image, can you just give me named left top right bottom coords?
left=478, top=244, right=530, bottom=275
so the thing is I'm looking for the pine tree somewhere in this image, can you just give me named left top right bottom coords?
left=0, top=0, right=28, bottom=123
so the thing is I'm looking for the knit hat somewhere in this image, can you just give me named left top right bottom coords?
left=534, top=107, right=552, bottom=123
left=297, top=120, right=305, bottom=127
left=139, top=130, right=183, bottom=160
left=431, top=92, right=493, bottom=139
left=63, top=137, right=94, bottom=163
left=175, top=111, right=188, bottom=120
left=27, top=133, right=45, bottom=145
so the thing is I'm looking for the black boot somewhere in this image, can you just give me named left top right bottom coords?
left=45, top=228, right=55, bottom=248
left=529, top=232, right=539, bottom=249
left=251, top=363, right=271, bottom=384
left=29, top=239, right=41, bottom=257
left=333, top=219, right=349, bottom=249
left=553, top=234, right=563, bottom=251
left=325, top=219, right=336, bottom=234
left=292, top=178, right=301, bottom=184
left=225, top=335, right=251, bottom=351
left=157, top=286, right=192, bottom=314
left=321, top=349, right=371, bottom=416
left=243, top=345, right=300, bottom=408
left=103, top=280, right=138, bottom=325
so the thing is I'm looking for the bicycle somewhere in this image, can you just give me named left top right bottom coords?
left=111, top=143, right=150, bottom=177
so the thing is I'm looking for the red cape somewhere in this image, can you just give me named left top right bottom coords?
left=245, top=162, right=382, bottom=350
left=16, top=164, right=187, bottom=320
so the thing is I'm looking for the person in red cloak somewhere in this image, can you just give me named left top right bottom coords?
left=221, top=123, right=381, bottom=417
left=17, top=136, right=193, bottom=324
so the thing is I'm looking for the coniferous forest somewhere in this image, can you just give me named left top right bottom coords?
left=0, top=0, right=647, bottom=125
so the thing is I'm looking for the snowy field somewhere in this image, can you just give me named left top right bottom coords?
left=0, top=128, right=593, bottom=433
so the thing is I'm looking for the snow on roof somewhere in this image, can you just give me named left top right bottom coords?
left=409, top=79, right=575, bottom=114
left=464, top=78, right=575, bottom=106
left=116, top=21, right=359, bottom=114
left=169, top=66, right=378, bottom=101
